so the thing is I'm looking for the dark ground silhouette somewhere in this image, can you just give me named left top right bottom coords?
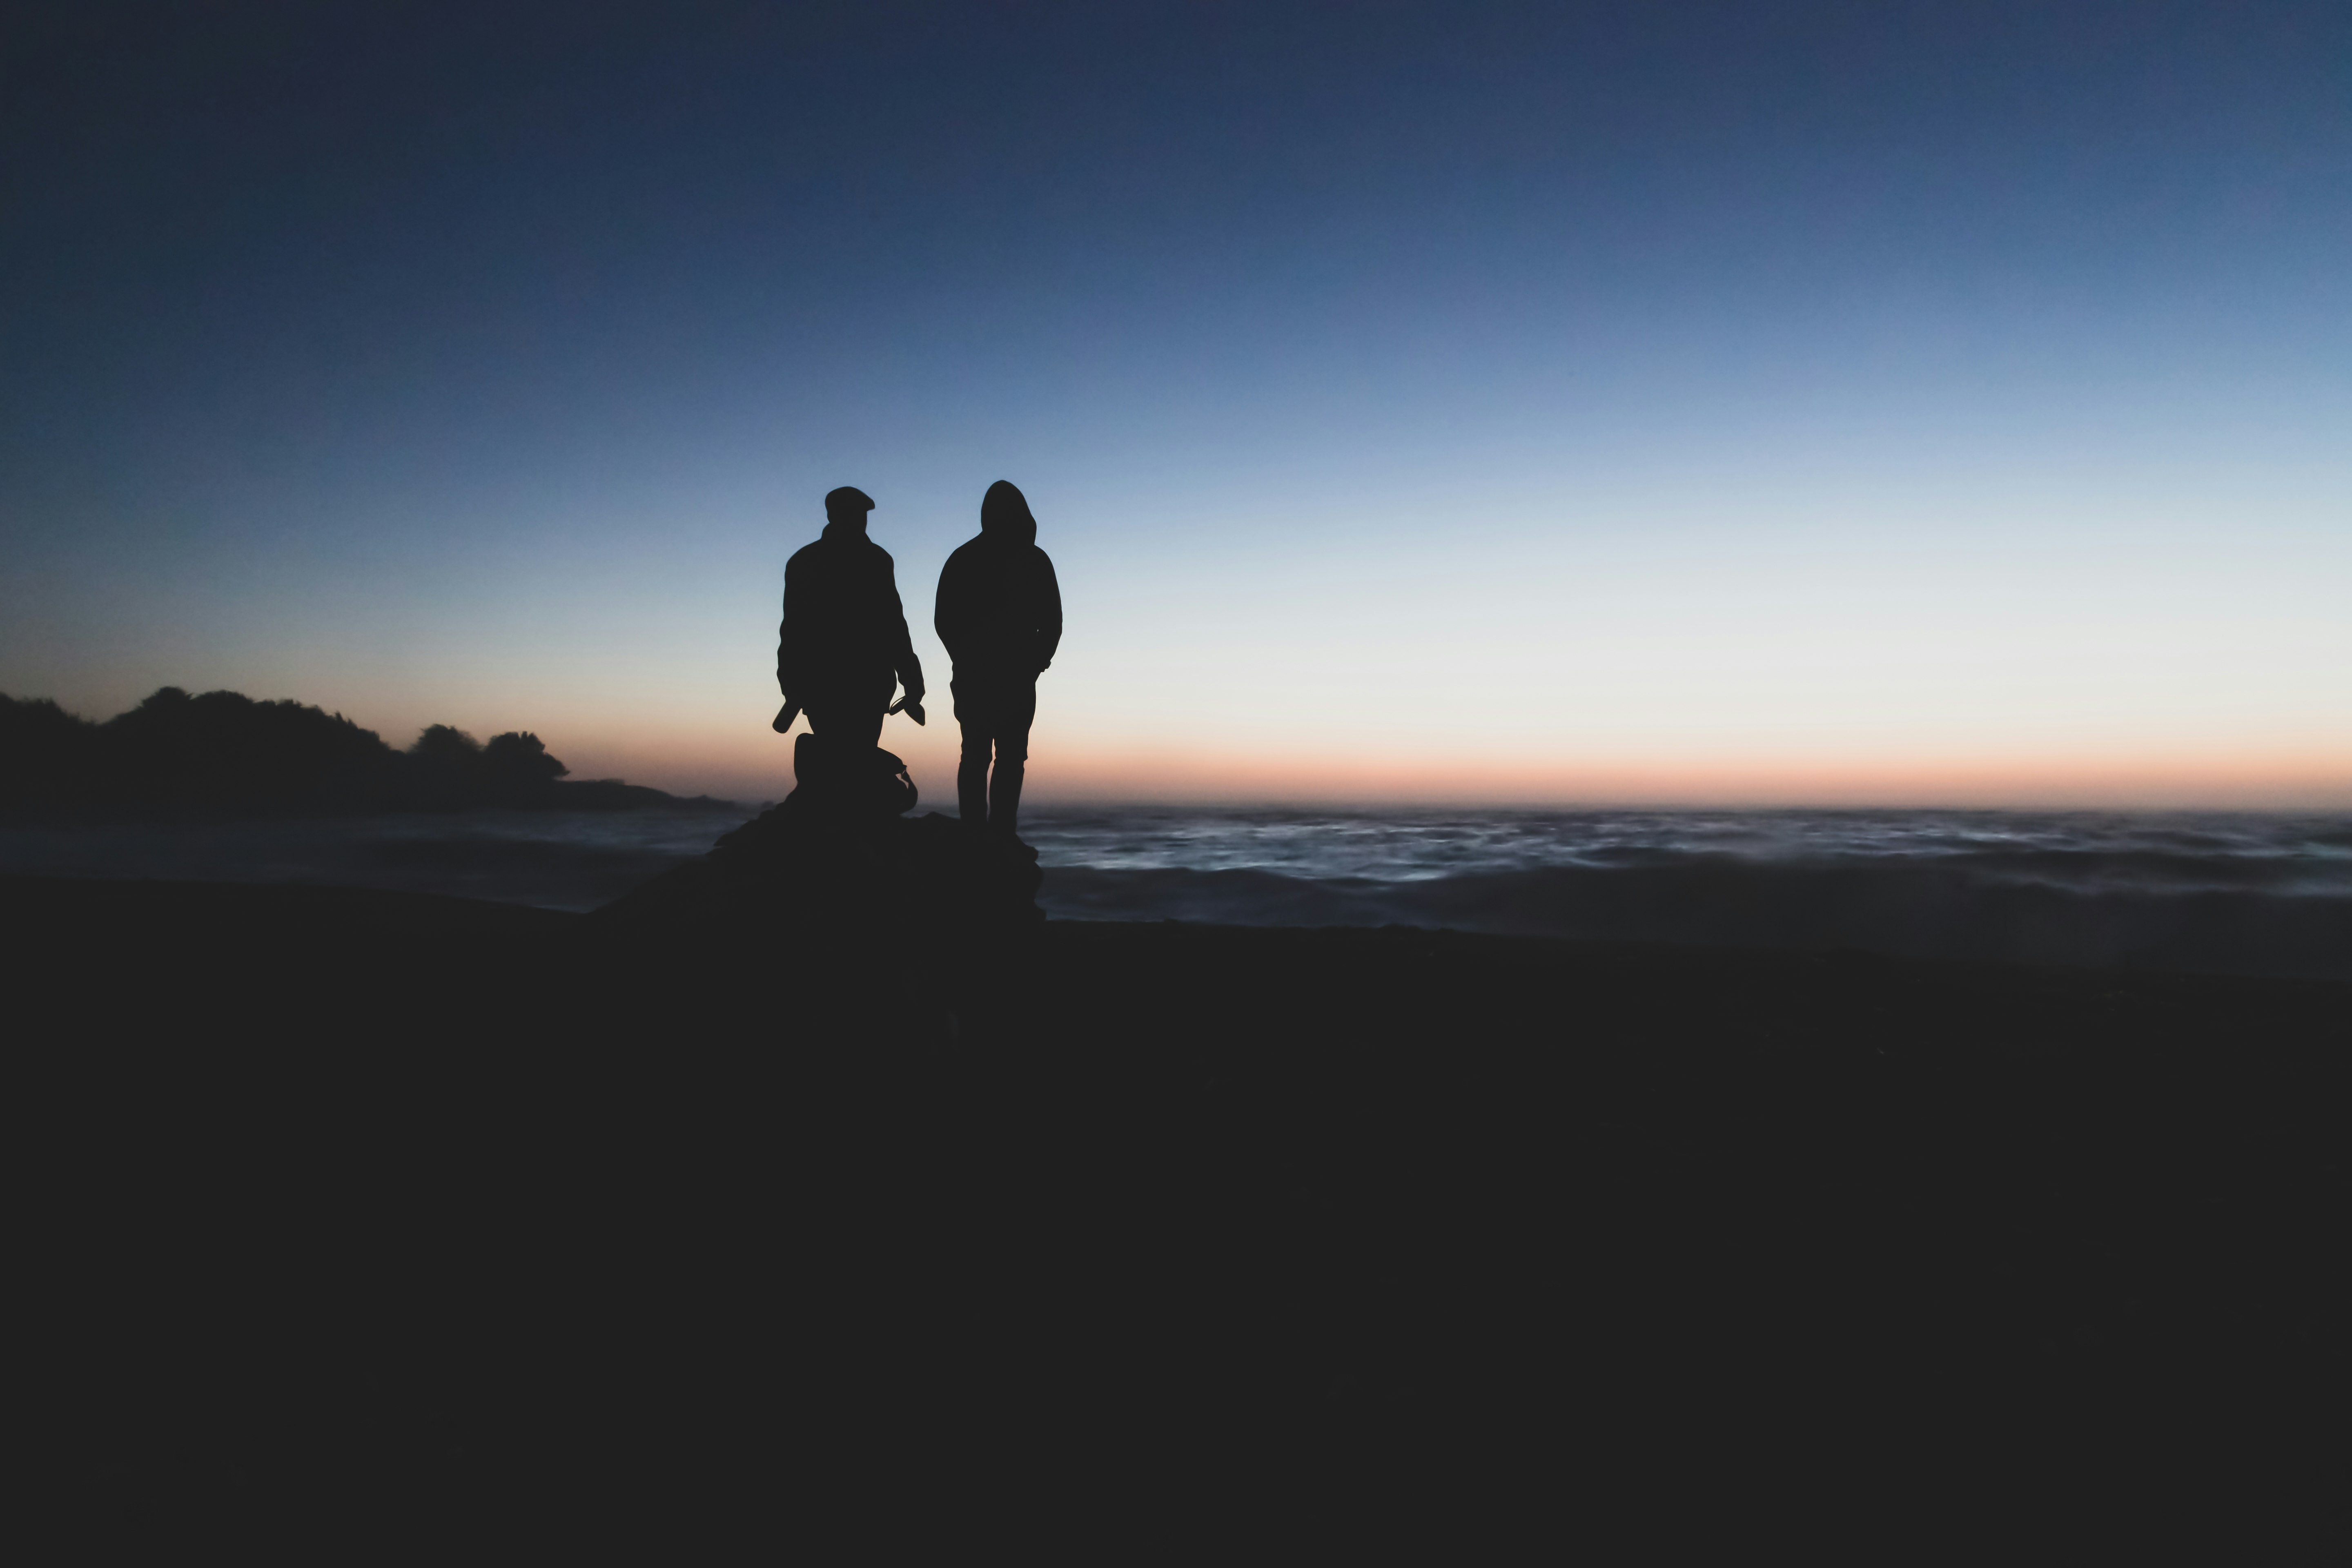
left=0, top=687, right=713, bottom=815
left=15, top=871, right=2348, bottom=1540
left=936, top=479, right=1061, bottom=839
left=595, top=732, right=1044, bottom=945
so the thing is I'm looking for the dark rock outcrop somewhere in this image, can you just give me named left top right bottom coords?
left=588, top=739, right=1043, bottom=958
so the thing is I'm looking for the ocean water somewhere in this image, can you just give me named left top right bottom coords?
left=3, top=805, right=2347, bottom=980
left=1021, top=808, right=2352, bottom=980
left=1025, top=807, right=2352, bottom=892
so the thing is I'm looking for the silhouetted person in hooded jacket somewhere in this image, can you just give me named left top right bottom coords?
left=777, top=486, right=924, bottom=755
left=935, top=480, right=1061, bottom=839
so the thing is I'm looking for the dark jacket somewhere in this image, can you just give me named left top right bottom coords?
left=777, top=520, right=924, bottom=698
left=934, top=483, right=1063, bottom=680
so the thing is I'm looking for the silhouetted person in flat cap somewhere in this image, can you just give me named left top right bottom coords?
left=935, top=480, right=1061, bottom=840
left=777, top=487, right=924, bottom=760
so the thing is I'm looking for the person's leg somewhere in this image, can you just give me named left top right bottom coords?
left=987, top=681, right=1037, bottom=838
left=952, top=677, right=990, bottom=830
left=803, top=704, right=878, bottom=752
left=810, top=677, right=887, bottom=748
left=802, top=675, right=889, bottom=800
left=798, top=691, right=840, bottom=788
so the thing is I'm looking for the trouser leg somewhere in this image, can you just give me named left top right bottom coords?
left=802, top=675, right=891, bottom=798
left=954, top=675, right=990, bottom=829
left=953, top=673, right=1036, bottom=836
left=987, top=682, right=1037, bottom=838
left=957, top=740, right=990, bottom=829
left=818, top=702, right=884, bottom=753
left=806, top=672, right=890, bottom=748
left=989, top=756, right=1025, bottom=837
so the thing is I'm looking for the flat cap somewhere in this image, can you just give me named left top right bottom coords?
left=824, top=486, right=875, bottom=515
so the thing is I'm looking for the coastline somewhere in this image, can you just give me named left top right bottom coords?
left=9, top=801, right=2350, bottom=980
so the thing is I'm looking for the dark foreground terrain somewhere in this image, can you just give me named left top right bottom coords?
left=13, top=874, right=2349, bottom=1545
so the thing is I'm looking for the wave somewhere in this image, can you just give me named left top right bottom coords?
left=1023, top=807, right=2352, bottom=887
left=1038, top=859, right=2352, bottom=982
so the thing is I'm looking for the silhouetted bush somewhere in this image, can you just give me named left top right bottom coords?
left=0, top=686, right=679, bottom=816
left=0, top=695, right=101, bottom=806
left=103, top=687, right=403, bottom=812
left=404, top=723, right=484, bottom=809
left=483, top=731, right=568, bottom=787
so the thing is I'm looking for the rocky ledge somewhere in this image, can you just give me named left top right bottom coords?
left=588, top=735, right=1043, bottom=949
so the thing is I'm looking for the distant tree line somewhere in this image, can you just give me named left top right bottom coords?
left=0, top=687, right=691, bottom=814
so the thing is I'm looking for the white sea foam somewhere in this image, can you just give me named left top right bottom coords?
left=1024, top=808, right=2352, bottom=895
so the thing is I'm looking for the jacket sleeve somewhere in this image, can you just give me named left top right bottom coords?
left=775, top=566, right=802, bottom=695
left=1033, top=551, right=1063, bottom=673
left=886, top=570, right=924, bottom=697
left=932, top=548, right=969, bottom=665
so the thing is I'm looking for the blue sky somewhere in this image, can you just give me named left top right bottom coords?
left=5, top=1, right=2347, bottom=802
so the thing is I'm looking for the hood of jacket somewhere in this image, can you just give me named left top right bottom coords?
left=980, top=480, right=1036, bottom=546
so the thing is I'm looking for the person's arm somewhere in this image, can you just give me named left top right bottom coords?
left=1033, top=551, right=1063, bottom=674
left=932, top=547, right=968, bottom=666
left=775, top=570, right=800, bottom=697
left=884, top=566, right=924, bottom=703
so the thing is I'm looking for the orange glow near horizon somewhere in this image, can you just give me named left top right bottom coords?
left=561, top=724, right=2352, bottom=812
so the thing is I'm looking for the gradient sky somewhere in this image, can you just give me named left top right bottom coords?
left=6, top=1, right=2348, bottom=805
